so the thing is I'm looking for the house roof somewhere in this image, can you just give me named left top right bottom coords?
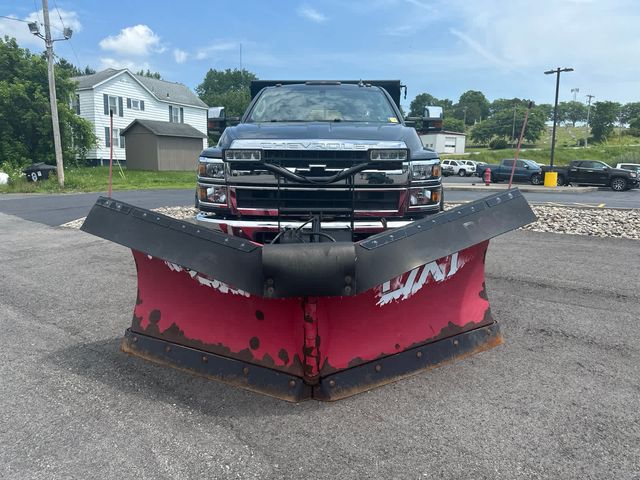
left=71, top=68, right=208, bottom=109
left=121, top=119, right=206, bottom=138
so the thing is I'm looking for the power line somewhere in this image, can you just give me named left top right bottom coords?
left=33, top=0, right=42, bottom=24
left=0, top=15, right=30, bottom=22
left=52, top=0, right=82, bottom=68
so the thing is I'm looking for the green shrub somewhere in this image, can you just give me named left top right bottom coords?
left=488, top=137, right=509, bottom=149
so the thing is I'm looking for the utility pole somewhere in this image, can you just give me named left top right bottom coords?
left=28, top=0, right=72, bottom=188
left=544, top=67, right=573, bottom=170
left=462, top=106, right=467, bottom=127
left=584, top=94, right=594, bottom=148
left=511, top=105, right=517, bottom=147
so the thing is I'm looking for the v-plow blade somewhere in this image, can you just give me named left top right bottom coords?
left=81, top=189, right=535, bottom=401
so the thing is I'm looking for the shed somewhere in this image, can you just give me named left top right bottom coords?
left=419, top=131, right=466, bottom=154
left=121, top=119, right=206, bottom=171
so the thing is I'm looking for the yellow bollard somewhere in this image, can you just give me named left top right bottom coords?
left=544, top=171, right=558, bottom=188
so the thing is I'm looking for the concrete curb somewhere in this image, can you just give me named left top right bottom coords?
left=444, top=184, right=598, bottom=194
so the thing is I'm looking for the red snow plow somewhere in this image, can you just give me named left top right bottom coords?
left=81, top=189, right=535, bottom=401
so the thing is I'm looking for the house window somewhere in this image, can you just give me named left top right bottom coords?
left=127, top=98, right=144, bottom=110
left=169, top=105, right=183, bottom=123
left=104, top=127, right=123, bottom=148
left=108, top=95, right=119, bottom=115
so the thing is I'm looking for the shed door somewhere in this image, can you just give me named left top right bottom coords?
left=444, top=137, right=457, bottom=153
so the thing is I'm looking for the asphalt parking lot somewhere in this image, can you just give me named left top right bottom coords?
left=1, top=211, right=639, bottom=479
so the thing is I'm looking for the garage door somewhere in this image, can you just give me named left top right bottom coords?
left=444, top=137, right=457, bottom=153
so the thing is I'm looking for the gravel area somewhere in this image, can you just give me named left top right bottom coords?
left=63, top=204, right=640, bottom=240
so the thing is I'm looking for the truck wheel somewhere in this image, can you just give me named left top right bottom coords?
left=556, top=175, right=566, bottom=186
left=611, top=177, right=627, bottom=191
left=30, top=172, right=38, bottom=182
left=530, top=173, right=543, bottom=185
left=491, top=174, right=499, bottom=183
left=458, top=169, right=466, bottom=177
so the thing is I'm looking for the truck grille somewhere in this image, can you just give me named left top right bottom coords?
left=257, top=150, right=402, bottom=170
left=235, top=188, right=401, bottom=212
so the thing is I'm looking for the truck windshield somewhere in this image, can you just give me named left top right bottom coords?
left=248, top=86, right=398, bottom=123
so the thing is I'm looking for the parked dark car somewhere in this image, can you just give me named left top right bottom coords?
left=476, top=159, right=543, bottom=185
left=541, top=160, right=639, bottom=191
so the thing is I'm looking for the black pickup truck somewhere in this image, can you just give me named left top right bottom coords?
left=476, top=159, right=543, bottom=185
left=196, top=81, right=444, bottom=243
left=541, top=160, right=639, bottom=191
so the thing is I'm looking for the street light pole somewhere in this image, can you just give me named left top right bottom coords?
left=544, top=67, right=573, bottom=170
left=585, top=94, right=594, bottom=148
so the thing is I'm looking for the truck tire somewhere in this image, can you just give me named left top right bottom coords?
left=611, top=177, right=627, bottom=191
left=491, top=173, right=499, bottom=183
left=458, top=169, right=466, bottom=177
left=530, top=173, right=543, bottom=185
left=556, top=174, right=566, bottom=186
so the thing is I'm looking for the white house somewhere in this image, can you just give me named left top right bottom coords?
left=71, top=68, right=208, bottom=164
left=420, top=131, right=466, bottom=154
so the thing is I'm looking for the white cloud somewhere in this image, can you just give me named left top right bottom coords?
left=99, top=25, right=162, bottom=56
left=99, top=57, right=150, bottom=72
left=173, top=48, right=188, bottom=63
left=449, top=28, right=510, bottom=70
left=297, top=5, right=327, bottom=23
left=194, top=42, right=237, bottom=60
left=0, top=9, right=81, bottom=49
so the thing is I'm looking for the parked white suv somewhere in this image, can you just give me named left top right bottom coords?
left=441, top=159, right=476, bottom=177
left=616, top=163, right=640, bottom=173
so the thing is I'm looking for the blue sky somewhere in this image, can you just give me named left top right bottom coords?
left=2, top=0, right=639, bottom=110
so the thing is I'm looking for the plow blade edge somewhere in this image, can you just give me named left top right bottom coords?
left=81, top=189, right=535, bottom=401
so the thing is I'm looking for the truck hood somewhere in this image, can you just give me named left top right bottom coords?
left=222, top=122, right=413, bottom=146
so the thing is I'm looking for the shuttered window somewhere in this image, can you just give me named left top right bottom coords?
left=103, top=94, right=123, bottom=116
left=169, top=105, right=183, bottom=123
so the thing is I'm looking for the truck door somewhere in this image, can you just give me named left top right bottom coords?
left=515, top=160, right=528, bottom=181
left=584, top=161, right=609, bottom=184
left=501, top=160, right=513, bottom=180
left=568, top=162, right=581, bottom=183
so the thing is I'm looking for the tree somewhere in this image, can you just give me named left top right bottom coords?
left=409, top=93, right=438, bottom=117
left=443, top=117, right=464, bottom=133
left=590, top=101, right=621, bottom=142
left=0, top=37, right=96, bottom=171
left=557, top=101, right=587, bottom=126
left=136, top=69, right=161, bottom=79
left=470, top=104, right=546, bottom=145
left=196, top=68, right=257, bottom=118
left=453, top=90, right=490, bottom=125
left=619, top=102, right=640, bottom=125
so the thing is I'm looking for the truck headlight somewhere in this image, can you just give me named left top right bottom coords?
left=198, top=185, right=228, bottom=205
left=224, top=149, right=262, bottom=161
left=408, top=187, right=440, bottom=208
left=411, top=162, right=440, bottom=180
left=369, top=149, right=408, bottom=161
left=630, top=172, right=637, bottom=178
left=198, top=159, right=225, bottom=178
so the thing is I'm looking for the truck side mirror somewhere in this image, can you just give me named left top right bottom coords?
left=422, top=106, right=444, bottom=132
left=207, top=106, right=227, bottom=135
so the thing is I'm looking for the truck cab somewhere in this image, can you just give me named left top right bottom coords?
left=197, top=81, right=443, bottom=243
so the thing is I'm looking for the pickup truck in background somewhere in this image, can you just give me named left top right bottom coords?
left=541, top=160, right=639, bottom=191
left=476, top=159, right=543, bottom=185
